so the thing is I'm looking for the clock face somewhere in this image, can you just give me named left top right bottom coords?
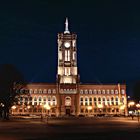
left=64, top=42, right=70, bottom=48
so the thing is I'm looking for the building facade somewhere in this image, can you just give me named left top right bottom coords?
left=12, top=19, right=127, bottom=117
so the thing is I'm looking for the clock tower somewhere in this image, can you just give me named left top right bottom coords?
left=57, top=18, right=80, bottom=116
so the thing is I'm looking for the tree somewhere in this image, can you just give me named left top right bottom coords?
left=0, top=64, right=27, bottom=120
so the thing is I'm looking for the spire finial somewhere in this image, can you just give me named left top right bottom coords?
left=64, top=17, right=70, bottom=34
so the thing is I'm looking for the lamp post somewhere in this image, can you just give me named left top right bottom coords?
left=136, top=104, right=140, bottom=122
left=44, top=104, right=50, bottom=124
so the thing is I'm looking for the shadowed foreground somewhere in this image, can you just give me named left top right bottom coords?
left=0, top=117, right=140, bottom=140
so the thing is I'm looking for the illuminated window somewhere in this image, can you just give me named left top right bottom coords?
left=102, top=97, right=106, bottom=105
left=34, top=96, right=37, bottom=105
left=93, top=90, right=97, bottom=94
left=52, top=96, right=56, bottom=106
left=34, top=89, right=37, bottom=94
left=80, top=90, right=83, bottom=94
left=85, top=90, right=88, bottom=94
left=39, top=89, right=42, bottom=94
left=89, top=97, right=92, bottom=106
left=107, top=97, right=110, bottom=105
left=48, top=89, right=51, bottom=94
left=65, top=50, right=70, bottom=61
left=52, top=89, right=56, bottom=94
left=48, top=96, right=51, bottom=105
left=98, top=97, right=101, bottom=104
left=111, top=90, right=114, bottom=94
left=38, top=96, right=42, bottom=105
left=107, top=90, right=110, bottom=94
left=85, top=97, right=88, bottom=106
left=98, top=90, right=101, bottom=94
left=65, top=96, right=71, bottom=106
left=115, top=97, right=118, bottom=105
left=102, top=90, right=105, bottom=94
left=111, top=97, right=114, bottom=105
left=43, top=96, right=46, bottom=104
left=43, top=89, right=47, bottom=94
left=80, top=97, right=83, bottom=106
left=115, top=90, right=118, bottom=94
left=89, top=90, right=92, bottom=94
left=121, top=89, right=125, bottom=94
left=29, top=89, right=33, bottom=94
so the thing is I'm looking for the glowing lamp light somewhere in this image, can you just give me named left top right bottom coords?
left=128, top=101, right=135, bottom=107
left=11, top=105, right=16, bottom=109
left=44, top=104, right=50, bottom=110
left=87, top=106, right=92, bottom=110
left=136, top=104, right=140, bottom=108
left=98, top=104, right=103, bottom=108
left=27, top=106, right=30, bottom=109
left=120, top=105, right=125, bottom=110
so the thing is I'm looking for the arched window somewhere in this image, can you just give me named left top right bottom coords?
left=39, top=89, right=42, bottom=94
left=107, top=97, right=110, bottom=105
left=48, top=89, right=51, bottom=94
left=98, top=97, right=101, bottom=104
left=89, top=90, right=92, bottom=94
left=111, top=90, right=114, bottom=94
left=24, top=97, right=28, bottom=105
left=102, top=90, right=105, bottom=94
left=85, top=90, right=88, bottom=94
left=43, top=96, right=47, bottom=104
left=121, top=89, right=125, bottom=94
left=43, top=89, right=47, bottom=94
left=29, top=89, right=33, bottom=94
left=80, top=90, right=83, bottom=94
left=52, top=89, right=56, bottom=94
left=38, top=96, right=42, bottom=105
left=115, top=97, right=118, bottom=105
left=34, top=96, right=37, bottom=105
left=111, top=97, right=114, bottom=105
left=89, top=97, right=92, bottom=106
left=98, top=90, right=101, bottom=94
left=52, top=96, right=57, bottom=106
left=93, top=90, right=97, bottom=94
left=80, top=96, right=83, bottom=106
left=121, top=96, right=125, bottom=105
left=102, top=97, right=106, bottom=105
left=48, top=96, right=51, bottom=105
left=115, top=90, right=118, bottom=94
left=94, top=97, right=97, bottom=106
left=107, top=90, right=110, bottom=94
left=29, top=97, right=32, bottom=105
left=85, top=97, right=88, bottom=106
left=34, top=89, right=37, bottom=94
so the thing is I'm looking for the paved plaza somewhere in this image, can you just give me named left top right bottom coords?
left=0, top=117, right=140, bottom=140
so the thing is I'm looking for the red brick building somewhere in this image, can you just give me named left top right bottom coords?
left=12, top=18, right=127, bottom=117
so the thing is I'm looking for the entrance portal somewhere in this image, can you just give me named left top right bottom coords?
left=66, top=108, right=71, bottom=115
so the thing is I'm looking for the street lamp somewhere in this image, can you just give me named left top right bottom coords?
left=44, top=104, right=51, bottom=124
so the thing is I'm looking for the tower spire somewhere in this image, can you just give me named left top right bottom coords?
left=64, top=17, right=70, bottom=34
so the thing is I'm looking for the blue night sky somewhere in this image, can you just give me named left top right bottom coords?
left=0, top=1, right=140, bottom=96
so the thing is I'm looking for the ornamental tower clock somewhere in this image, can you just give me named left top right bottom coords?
left=57, top=18, right=79, bottom=85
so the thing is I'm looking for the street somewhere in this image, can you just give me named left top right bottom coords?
left=0, top=117, right=140, bottom=140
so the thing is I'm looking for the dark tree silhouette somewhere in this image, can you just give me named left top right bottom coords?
left=0, top=64, right=26, bottom=120
left=133, top=81, right=140, bottom=102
